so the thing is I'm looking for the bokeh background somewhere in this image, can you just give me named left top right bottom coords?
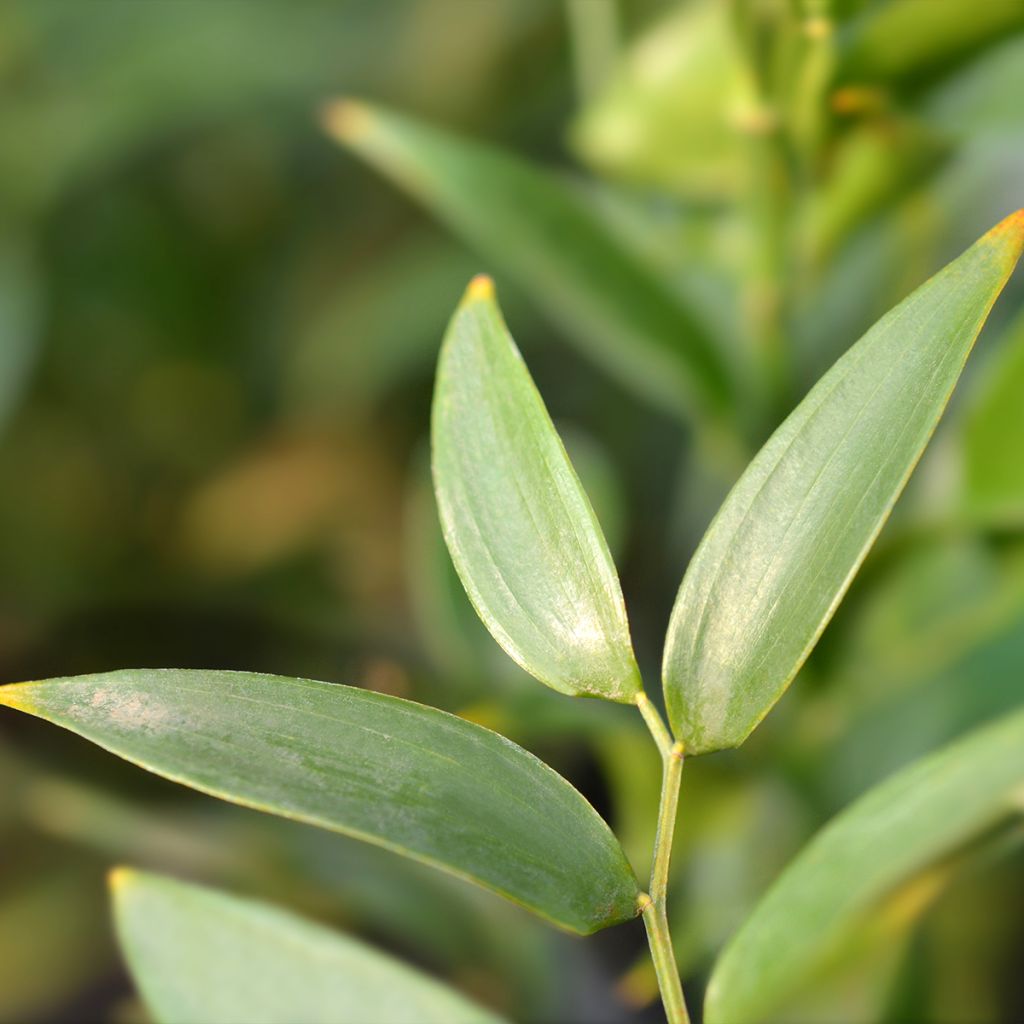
left=2, top=1, right=1024, bottom=1021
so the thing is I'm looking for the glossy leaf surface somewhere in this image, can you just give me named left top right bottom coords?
left=112, top=869, right=503, bottom=1024
left=705, top=706, right=1024, bottom=1024
left=664, top=212, right=1024, bottom=754
left=433, top=277, right=640, bottom=702
left=0, top=671, right=640, bottom=934
left=322, top=99, right=733, bottom=420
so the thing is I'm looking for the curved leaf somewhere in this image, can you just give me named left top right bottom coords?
left=838, top=0, right=1024, bottom=87
left=705, top=706, right=1024, bottom=1024
left=0, top=671, right=640, bottom=934
left=112, top=869, right=504, bottom=1024
left=433, top=277, right=641, bottom=702
left=663, top=211, right=1024, bottom=754
left=321, top=98, right=734, bottom=421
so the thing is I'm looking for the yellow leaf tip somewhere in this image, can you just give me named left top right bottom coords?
left=107, top=866, right=138, bottom=893
left=0, top=684, right=33, bottom=713
left=985, top=208, right=1024, bottom=250
left=464, top=274, right=496, bottom=303
left=319, top=97, right=372, bottom=143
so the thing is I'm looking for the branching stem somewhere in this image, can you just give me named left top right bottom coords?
left=636, top=691, right=673, bottom=758
left=635, top=693, right=690, bottom=1023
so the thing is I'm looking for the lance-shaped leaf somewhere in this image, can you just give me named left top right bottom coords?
left=0, top=671, right=640, bottom=934
left=838, top=0, right=1024, bottom=88
left=433, top=277, right=641, bottom=702
left=705, top=706, right=1024, bottom=1024
left=112, top=869, right=505, bottom=1024
left=321, top=99, right=733, bottom=421
left=663, top=211, right=1024, bottom=754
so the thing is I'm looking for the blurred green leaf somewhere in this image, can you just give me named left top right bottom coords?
left=0, top=241, right=41, bottom=434
left=663, top=212, right=1024, bottom=755
left=0, top=862, right=113, bottom=1021
left=962, top=308, right=1024, bottom=526
left=923, top=35, right=1024, bottom=140
left=704, top=705, right=1024, bottom=1024
left=322, top=99, right=735, bottom=422
left=570, top=0, right=745, bottom=201
left=19, top=772, right=563, bottom=1021
left=0, top=670, right=641, bottom=934
left=821, top=544, right=1024, bottom=801
left=799, top=120, right=948, bottom=270
left=838, top=0, right=1024, bottom=88
left=112, top=869, right=504, bottom=1024
left=285, top=235, right=483, bottom=424
left=433, top=278, right=641, bottom=703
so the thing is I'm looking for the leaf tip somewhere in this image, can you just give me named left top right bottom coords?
left=463, top=274, right=496, bottom=304
left=107, top=866, right=138, bottom=894
left=983, top=208, right=1024, bottom=261
left=0, top=683, right=35, bottom=714
left=319, top=97, right=373, bottom=144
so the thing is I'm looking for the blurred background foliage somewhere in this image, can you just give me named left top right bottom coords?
left=1, top=1, right=1023, bottom=1021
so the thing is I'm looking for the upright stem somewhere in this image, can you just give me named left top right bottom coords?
left=635, top=693, right=690, bottom=1024
left=565, top=0, right=619, bottom=107
left=642, top=899, right=690, bottom=1024
left=650, top=741, right=684, bottom=906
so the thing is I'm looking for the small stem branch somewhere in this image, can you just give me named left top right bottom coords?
left=636, top=692, right=690, bottom=1023
left=636, top=691, right=673, bottom=758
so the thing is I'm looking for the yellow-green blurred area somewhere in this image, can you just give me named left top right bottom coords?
left=1, top=1, right=1024, bottom=1022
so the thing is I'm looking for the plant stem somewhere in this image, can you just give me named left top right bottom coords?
left=642, top=898, right=690, bottom=1024
left=651, top=741, right=684, bottom=905
left=565, top=0, right=619, bottom=107
left=636, top=694, right=690, bottom=1023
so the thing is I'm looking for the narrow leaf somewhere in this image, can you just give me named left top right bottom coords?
left=321, top=99, right=733, bottom=420
left=705, top=706, right=1024, bottom=1024
left=433, top=277, right=641, bottom=702
left=839, top=0, right=1024, bottom=87
left=663, top=211, right=1024, bottom=754
left=0, top=671, right=640, bottom=934
left=112, top=869, right=504, bottom=1024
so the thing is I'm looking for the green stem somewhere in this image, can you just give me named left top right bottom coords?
left=565, top=0, right=620, bottom=107
left=642, top=899, right=690, bottom=1024
left=636, top=694, right=690, bottom=1023
left=651, top=741, right=684, bottom=905
left=636, top=691, right=673, bottom=758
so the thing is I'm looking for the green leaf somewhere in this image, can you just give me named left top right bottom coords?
left=962, top=308, right=1024, bottom=526
left=663, top=211, right=1024, bottom=754
left=433, top=277, right=641, bottom=703
left=0, top=670, right=640, bottom=934
left=321, top=99, right=734, bottom=421
left=704, top=706, right=1024, bottom=1024
left=0, top=241, right=42, bottom=435
left=838, top=0, right=1024, bottom=88
left=0, top=864, right=113, bottom=1022
left=111, top=869, right=504, bottom=1024
left=570, top=0, right=745, bottom=202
